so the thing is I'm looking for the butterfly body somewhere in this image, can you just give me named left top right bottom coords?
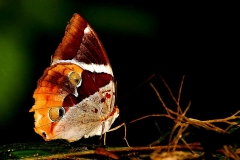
left=30, top=13, right=118, bottom=142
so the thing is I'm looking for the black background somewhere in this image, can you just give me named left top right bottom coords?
left=0, top=1, right=239, bottom=147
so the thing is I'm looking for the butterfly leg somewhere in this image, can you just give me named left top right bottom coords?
left=99, top=122, right=106, bottom=146
left=107, top=122, right=130, bottom=147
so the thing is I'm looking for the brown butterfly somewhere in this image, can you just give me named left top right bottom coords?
left=29, top=13, right=118, bottom=142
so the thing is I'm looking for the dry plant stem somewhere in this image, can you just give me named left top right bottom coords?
left=181, top=137, right=195, bottom=154
left=148, top=79, right=240, bottom=154
left=95, top=147, right=119, bottom=160
left=192, top=110, right=240, bottom=124
left=171, top=77, right=188, bottom=148
left=110, top=144, right=202, bottom=151
left=188, top=118, right=233, bottom=133
left=130, top=114, right=172, bottom=123
left=171, top=124, right=189, bottom=152
left=149, top=83, right=171, bottom=115
left=168, top=123, right=181, bottom=151
left=149, top=82, right=188, bottom=122
left=150, top=82, right=240, bottom=134
left=183, top=101, right=191, bottom=117
left=129, top=76, right=240, bottom=157
left=235, top=148, right=240, bottom=155
left=222, top=145, right=239, bottom=159
left=168, top=101, right=192, bottom=151
left=159, top=75, right=183, bottom=114
left=130, top=111, right=237, bottom=135
left=233, top=110, right=240, bottom=116
left=177, top=75, right=185, bottom=107
left=26, top=144, right=239, bottom=160
left=149, top=82, right=185, bottom=149
left=148, top=82, right=193, bottom=152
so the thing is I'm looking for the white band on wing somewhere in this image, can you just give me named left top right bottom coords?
left=51, top=59, right=113, bottom=76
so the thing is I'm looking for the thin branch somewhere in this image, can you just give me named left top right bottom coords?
left=159, top=74, right=182, bottom=113
left=150, top=82, right=171, bottom=115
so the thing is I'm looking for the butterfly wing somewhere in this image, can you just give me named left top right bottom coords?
left=30, top=13, right=119, bottom=142
left=51, top=14, right=113, bottom=75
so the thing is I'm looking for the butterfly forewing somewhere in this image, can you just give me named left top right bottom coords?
left=52, top=14, right=110, bottom=66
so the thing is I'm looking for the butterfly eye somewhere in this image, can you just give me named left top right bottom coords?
left=49, top=107, right=65, bottom=122
left=68, top=72, right=81, bottom=86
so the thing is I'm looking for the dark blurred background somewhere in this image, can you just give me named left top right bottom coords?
left=0, top=1, right=239, bottom=146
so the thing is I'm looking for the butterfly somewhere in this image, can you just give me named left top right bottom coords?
left=29, top=13, right=119, bottom=142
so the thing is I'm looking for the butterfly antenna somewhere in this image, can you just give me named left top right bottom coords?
left=116, top=73, right=156, bottom=105
left=114, top=81, right=118, bottom=104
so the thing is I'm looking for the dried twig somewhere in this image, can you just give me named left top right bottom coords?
left=129, top=75, right=240, bottom=158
